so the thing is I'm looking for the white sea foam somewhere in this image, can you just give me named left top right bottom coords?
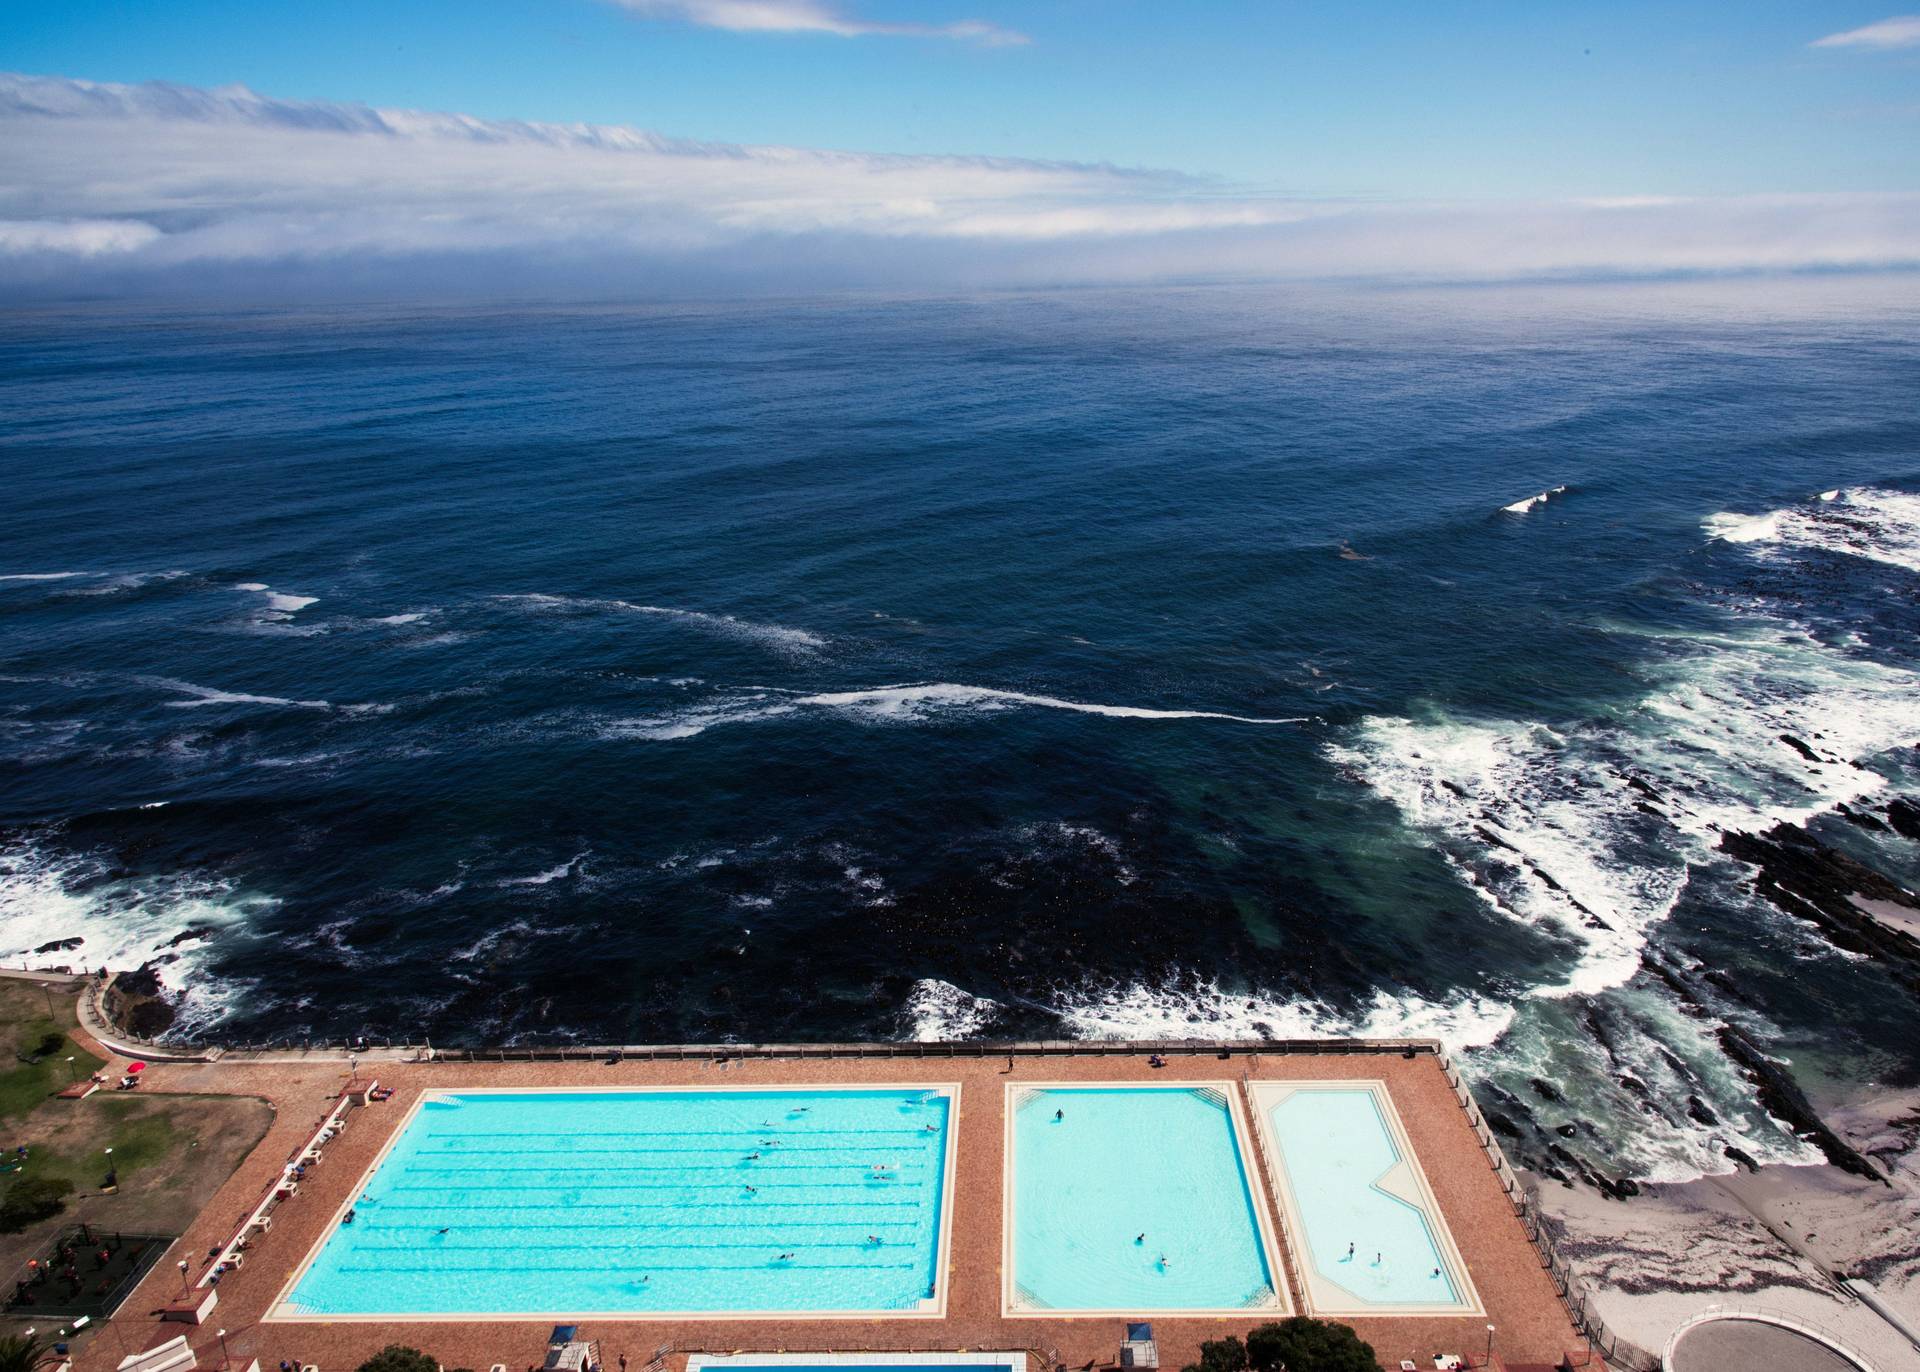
left=609, top=682, right=1306, bottom=740
left=1702, top=511, right=1782, bottom=544
left=1501, top=484, right=1569, bottom=514
left=901, top=978, right=1003, bottom=1041
left=0, top=572, right=97, bottom=582
left=1017, top=821, right=1138, bottom=884
left=372, top=612, right=429, bottom=625
left=142, top=676, right=389, bottom=716
left=496, top=852, right=588, bottom=887
left=61, top=570, right=188, bottom=597
left=496, top=593, right=826, bottom=656
left=1329, top=618, right=1920, bottom=1002
left=1051, top=976, right=1516, bottom=1051
left=1705, top=486, right=1920, bottom=572
left=0, top=837, right=273, bottom=1037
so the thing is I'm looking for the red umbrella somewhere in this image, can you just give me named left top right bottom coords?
left=125, top=1062, right=147, bottom=1073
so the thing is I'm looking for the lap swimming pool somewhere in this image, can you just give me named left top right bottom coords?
left=1004, top=1084, right=1282, bottom=1315
left=1250, top=1081, right=1478, bottom=1315
left=272, top=1087, right=957, bottom=1318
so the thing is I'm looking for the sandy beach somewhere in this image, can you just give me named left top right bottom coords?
left=1534, top=1087, right=1920, bottom=1369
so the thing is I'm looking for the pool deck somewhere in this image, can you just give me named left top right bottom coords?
left=67, top=1049, right=1584, bottom=1372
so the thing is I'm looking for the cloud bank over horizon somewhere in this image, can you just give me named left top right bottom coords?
left=2, top=71, right=1918, bottom=300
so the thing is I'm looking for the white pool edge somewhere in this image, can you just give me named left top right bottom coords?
left=687, top=1354, right=1028, bottom=1372
left=998, top=1080, right=1292, bottom=1319
left=263, top=1083, right=965, bottom=1323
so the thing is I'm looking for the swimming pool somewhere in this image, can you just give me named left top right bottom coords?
left=687, top=1355, right=1025, bottom=1372
left=272, top=1087, right=958, bottom=1318
left=1250, top=1081, right=1478, bottom=1315
left=1004, top=1084, right=1283, bottom=1315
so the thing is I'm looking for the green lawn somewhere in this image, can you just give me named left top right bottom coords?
left=0, top=1013, right=106, bottom=1123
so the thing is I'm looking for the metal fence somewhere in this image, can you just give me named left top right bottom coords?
left=1432, top=1049, right=1657, bottom=1372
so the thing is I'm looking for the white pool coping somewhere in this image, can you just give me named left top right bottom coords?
left=687, top=1354, right=1027, bottom=1372
left=999, top=1081, right=1291, bottom=1319
left=1247, top=1079, right=1482, bottom=1318
left=264, top=1083, right=964, bottom=1323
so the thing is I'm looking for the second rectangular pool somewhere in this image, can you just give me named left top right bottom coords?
left=1004, top=1084, right=1283, bottom=1315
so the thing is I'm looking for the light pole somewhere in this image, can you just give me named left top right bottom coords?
left=176, top=1259, right=190, bottom=1296
left=104, top=1147, right=116, bottom=1189
left=348, top=1056, right=359, bottom=1089
left=63, top=1055, right=77, bottom=1086
left=217, top=1329, right=230, bottom=1368
left=1484, top=1323, right=1496, bottom=1369
left=40, top=982, right=57, bottom=1022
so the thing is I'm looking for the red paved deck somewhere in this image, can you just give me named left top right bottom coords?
left=73, top=1050, right=1581, bottom=1372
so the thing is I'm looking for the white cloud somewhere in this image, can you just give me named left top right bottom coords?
left=0, top=72, right=1916, bottom=296
left=1811, top=14, right=1920, bottom=48
left=609, top=0, right=1027, bottom=45
left=0, top=218, right=161, bottom=255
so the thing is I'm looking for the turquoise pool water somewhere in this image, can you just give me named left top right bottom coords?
left=283, top=1089, right=952, bottom=1314
left=1264, top=1088, right=1460, bottom=1307
left=1008, top=1086, right=1276, bottom=1311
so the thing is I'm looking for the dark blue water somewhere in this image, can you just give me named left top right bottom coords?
left=4, top=280, right=1919, bottom=1182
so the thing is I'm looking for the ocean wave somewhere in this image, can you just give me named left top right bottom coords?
left=142, top=676, right=388, bottom=715
left=608, top=682, right=1307, bottom=739
left=0, top=836, right=272, bottom=1038
left=54, top=570, right=190, bottom=598
left=900, top=978, right=1003, bottom=1041
left=496, top=852, right=588, bottom=887
left=0, top=571, right=98, bottom=583
left=1050, top=974, right=1516, bottom=1051
left=495, top=593, right=825, bottom=656
left=232, top=582, right=323, bottom=633
left=1501, top=484, right=1569, bottom=514
left=1328, top=621, right=1919, bottom=1001
left=1704, top=485, right=1920, bottom=573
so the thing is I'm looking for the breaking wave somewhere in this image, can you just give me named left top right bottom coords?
left=0, top=836, right=275, bottom=1038
left=1703, top=485, right=1920, bottom=573
left=1502, top=484, right=1569, bottom=514
left=900, top=978, right=1003, bottom=1041
left=495, top=593, right=825, bottom=656
left=608, top=682, right=1307, bottom=739
left=1051, top=975, right=1516, bottom=1050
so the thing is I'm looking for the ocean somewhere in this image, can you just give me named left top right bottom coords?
left=3, top=278, right=1918, bottom=1186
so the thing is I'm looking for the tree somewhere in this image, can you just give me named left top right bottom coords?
left=0, top=1178, right=74, bottom=1233
left=1245, top=1318, right=1381, bottom=1372
left=1183, top=1336, right=1248, bottom=1372
left=0, top=1335, right=50, bottom=1372
left=356, top=1347, right=439, bottom=1372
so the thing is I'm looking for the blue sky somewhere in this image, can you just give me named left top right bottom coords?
left=2, top=3, right=1918, bottom=296
left=8, top=1, right=1918, bottom=196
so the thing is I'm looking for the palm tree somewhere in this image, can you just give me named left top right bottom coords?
left=0, top=1333, right=51, bottom=1372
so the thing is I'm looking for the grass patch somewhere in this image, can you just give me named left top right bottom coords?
left=0, top=1008, right=105, bottom=1122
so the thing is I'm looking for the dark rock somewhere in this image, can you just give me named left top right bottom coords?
left=1779, top=734, right=1822, bottom=763
left=1839, top=805, right=1890, bottom=834
left=1484, top=1109, right=1524, bottom=1140
left=1723, top=1145, right=1761, bottom=1173
left=1716, top=1023, right=1882, bottom=1183
left=1530, top=1077, right=1564, bottom=1103
left=1719, top=822, right=1920, bottom=995
left=1555, top=1123, right=1578, bottom=1138
left=31, top=938, right=83, bottom=954
left=1686, top=1096, right=1719, bottom=1127
left=1888, top=798, right=1920, bottom=842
